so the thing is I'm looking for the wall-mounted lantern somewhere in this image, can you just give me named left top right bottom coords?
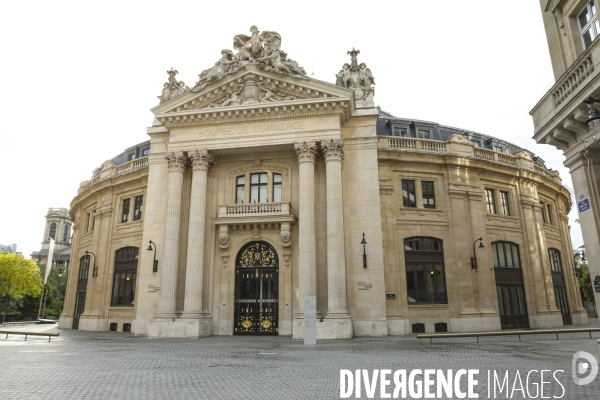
left=147, top=240, right=158, bottom=273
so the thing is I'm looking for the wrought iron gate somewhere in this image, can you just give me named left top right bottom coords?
left=234, top=242, right=279, bottom=335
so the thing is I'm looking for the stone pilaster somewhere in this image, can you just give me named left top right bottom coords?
left=157, top=151, right=186, bottom=317
left=182, top=150, right=213, bottom=318
left=294, top=141, right=319, bottom=317
left=322, top=139, right=350, bottom=319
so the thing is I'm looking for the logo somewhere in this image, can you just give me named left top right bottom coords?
left=572, top=351, right=598, bottom=385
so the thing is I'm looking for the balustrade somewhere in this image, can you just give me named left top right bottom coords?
left=218, top=202, right=290, bottom=217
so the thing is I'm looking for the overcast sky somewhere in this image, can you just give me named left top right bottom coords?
left=0, top=1, right=584, bottom=258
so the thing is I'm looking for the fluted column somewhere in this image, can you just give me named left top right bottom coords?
left=322, top=139, right=350, bottom=318
left=157, top=151, right=186, bottom=316
left=182, top=150, right=213, bottom=317
left=294, top=141, right=319, bottom=317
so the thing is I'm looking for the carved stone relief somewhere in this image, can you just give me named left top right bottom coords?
left=335, top=48, right=375, bottom=100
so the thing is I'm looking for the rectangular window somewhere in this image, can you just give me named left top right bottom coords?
left=141, top=148, right=150, bottom=156
left=471, top=140, right=481, bottom=148
left=393, top=127, right=407, bottom=137
left=540, top=202, right=547, bottom=223
left=91, top=211, right=96, bottom=231
left=485, top=189, right=496, bottom=214
left=133, top=196, right=143, bottom=221
left=422, top=181, right=435, bottom=209
left=86, top=213, right=91, bottom=232
left=494, top=145, right=504, bottom=153
left=402, top=180, right=416, bottom=208
left=406, top=264, right=447, bottom=304
left=547, top=204, right=554, bottom=225
left=121, top=199, right=130, bottom=223
left=273, top=174, right=282, bottom=202
left=417, top=129, right=430, bottom=139
left=236, top=176, right=245, bottom=204
left=500, top=191, right=510, bottom=216
left=579, top=1, right=599, bottom=49
left=111, top=270, right=136, bottom=306
left=127, top=153, right=135, bottom=161
left=250, top=173, right=268, bottom=203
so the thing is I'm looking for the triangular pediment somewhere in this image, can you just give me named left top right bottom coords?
left=153, top=66, right=352, bottom=112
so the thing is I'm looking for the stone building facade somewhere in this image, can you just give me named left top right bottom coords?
left=60, top=26, right=585, bottom=337
left=531, top=0, right=600, bottom=313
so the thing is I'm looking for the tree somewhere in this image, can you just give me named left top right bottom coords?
left=0, top=253, right=43, bottom=323
left=577, top=262, right=595, bottom=303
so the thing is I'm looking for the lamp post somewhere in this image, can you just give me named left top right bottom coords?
left=574, top=249, right=586, bottom=277
left=360, top=233, right=367, bottom=269
left=471, top=238, right=485, bottom=270
left=85, top=250, right=97, bottom=278
left=147, top=240, right=158, bottom=273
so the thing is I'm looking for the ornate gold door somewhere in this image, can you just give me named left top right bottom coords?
left=234, top=242, right=279, bottom=335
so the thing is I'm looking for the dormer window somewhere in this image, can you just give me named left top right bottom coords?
left=579, top=1, right=599, bottom=49
left=392, top=125, right=409, bottom=137
left=417, top=129, right=431, bottom=139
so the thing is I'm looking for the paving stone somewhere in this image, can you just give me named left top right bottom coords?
left=1, top=324, right=599, bottom=399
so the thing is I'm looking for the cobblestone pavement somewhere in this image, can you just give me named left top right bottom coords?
left=1, top=324, right=600, bottom=399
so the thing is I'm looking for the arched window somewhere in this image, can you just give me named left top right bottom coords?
left=404, top=237, right=447, bottom=304
left=491, top=242, right=521, bottom=268
left=111, top=247, right=138, bottom=307
left=548, top=248, right=563, bottom=272
left=63, top=224, right=71, bottom=243
left=79, top=256, right=89, bottom=279
left=49, top=223, right=57, bottom=240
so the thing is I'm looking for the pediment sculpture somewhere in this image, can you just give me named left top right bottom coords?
left=335, top=48, right=375, bottom=100
left=202, top=74, right=299, bottom=108
left=191, top=25, right=308, bottom=93
left=158, top=68, right=190, bottom=105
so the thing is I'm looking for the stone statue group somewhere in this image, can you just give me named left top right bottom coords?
left=158, top=26, right=375, bottom=105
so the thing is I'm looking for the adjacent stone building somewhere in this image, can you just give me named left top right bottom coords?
left=60, top=26, right=585, bottom=338
left=31, top=207, right=72, bottom=267
left=531, top=0, right=600, bottom=314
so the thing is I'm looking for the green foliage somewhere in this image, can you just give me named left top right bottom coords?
left=0, top=254, right=43, bottom=322
left=577, top=262, right=595, bottom=303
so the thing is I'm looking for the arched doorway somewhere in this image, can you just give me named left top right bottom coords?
left=234, top=241, right=279, bottom=335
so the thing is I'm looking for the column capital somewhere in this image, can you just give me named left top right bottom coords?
left=189, top=149, right=214, bottom=170
left=294, top=141, right=317, bottom=163
left=321, top=138, right=344, bottom=162
left=165, top=151, right=186, bottom=171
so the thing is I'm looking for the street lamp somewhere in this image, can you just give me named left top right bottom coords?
left=147, top=240, right=158, bottom=273
left=471, top=238, right=485, bottom=270
left=574, top=249, right=586, bottom=277
left=583, top=96, right=600, bottom=127
left=360, top=233, right=367, bottom=269
left=85, top=250, right=97, bottom=278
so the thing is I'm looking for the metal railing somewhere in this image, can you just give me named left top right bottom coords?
left=1, top=321, right=38, bottom=327
left=417, top=327, right=600, bottom=344
left=1, top=331, right=60, bottom=342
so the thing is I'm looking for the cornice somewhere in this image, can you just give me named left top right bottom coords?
left=157, top=100, right=350, bottom=129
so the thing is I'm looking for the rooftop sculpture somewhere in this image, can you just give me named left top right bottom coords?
left=335, top=48, right=375, bottom=100
left=158, top=68, right=190, bottom=105
left=191, top=25, right=308, bottom=93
